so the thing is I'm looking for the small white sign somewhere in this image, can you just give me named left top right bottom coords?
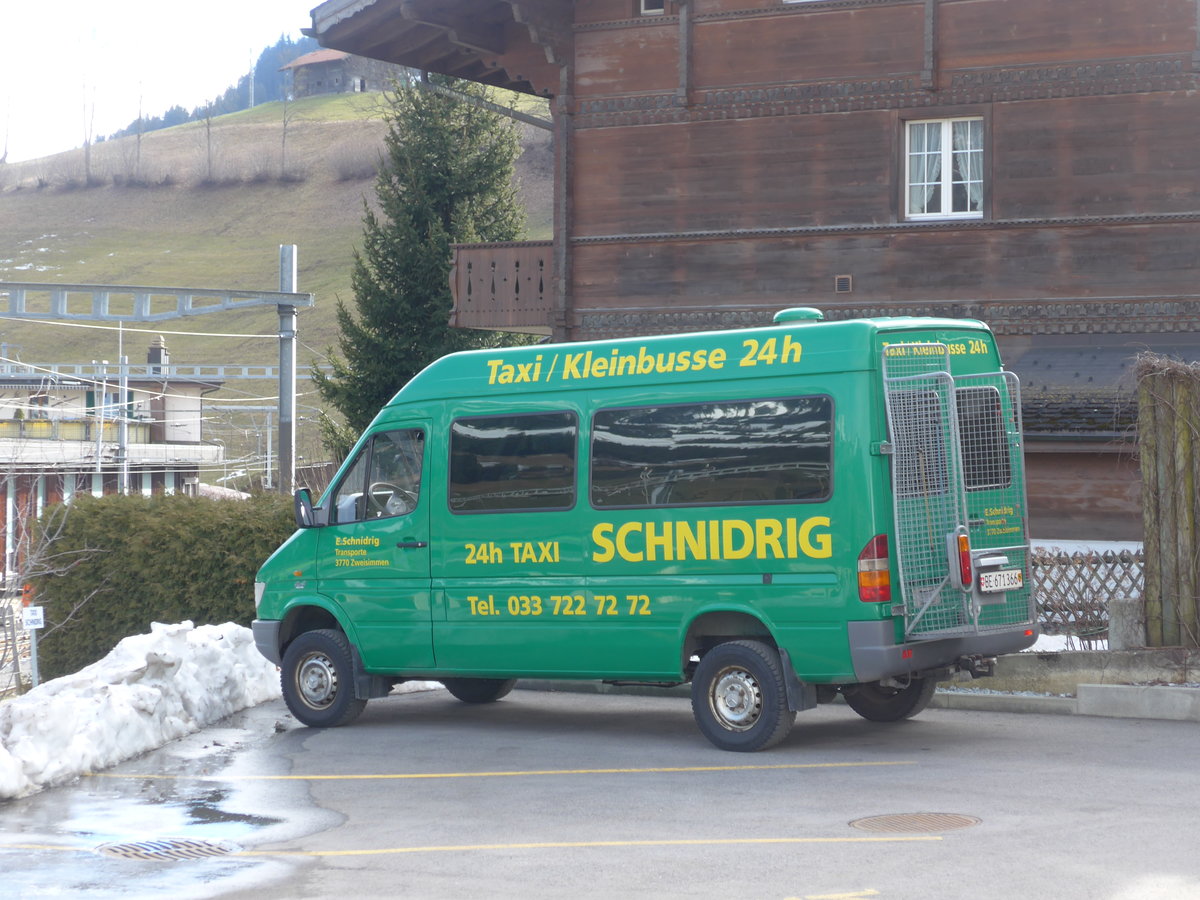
left=22, top=606, right=45, bottom=630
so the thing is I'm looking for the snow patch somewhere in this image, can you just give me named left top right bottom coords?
left=0, top=621, right=280, bottom=800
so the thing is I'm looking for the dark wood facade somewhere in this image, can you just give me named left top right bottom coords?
left=309, top=0, right=1200, bottom=539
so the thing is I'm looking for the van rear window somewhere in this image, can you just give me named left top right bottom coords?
left=590, top=396, right=833, bottom=508
left=956, top=386, right=1012, bottom=490
left=449, top=411, right=577, bottom=512
left=890, top=387, right=1011, bottom=496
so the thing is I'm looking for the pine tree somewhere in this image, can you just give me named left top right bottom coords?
left=314, top=74, right=527, bottom=456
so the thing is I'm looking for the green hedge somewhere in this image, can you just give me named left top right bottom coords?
left=32, top=493, right=295, bottom=680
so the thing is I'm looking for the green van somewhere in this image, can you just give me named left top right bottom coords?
left=253, top=309, right=1037, bottom=751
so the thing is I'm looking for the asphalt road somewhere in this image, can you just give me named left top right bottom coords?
left=2, top=687, right=1198, bottom=899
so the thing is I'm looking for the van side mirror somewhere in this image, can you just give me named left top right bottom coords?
left=294, top=488, right=316, bottom=528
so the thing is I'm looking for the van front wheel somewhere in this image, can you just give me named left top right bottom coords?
left=841, top=677, right=936, bottom=722
left=691, top=640, right=795, bottom=752
left=281, top=629, right=367, bottom=728
left=441, top=678, right=517, bottom=703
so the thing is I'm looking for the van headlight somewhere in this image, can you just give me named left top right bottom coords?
left=254, top=581, right=266, bottom=609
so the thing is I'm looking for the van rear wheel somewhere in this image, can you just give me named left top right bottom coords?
left=841, top=677, right=936, bottom=722
left=281, top=629, right=367, bottom=728
left=441, top=677, right=517, bottom=703
left=690, top=640, right=795, bottom=752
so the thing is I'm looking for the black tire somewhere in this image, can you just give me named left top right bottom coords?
left=281, top=629, right=367, bottom=727
left=841, top=677, right=936, bottom=722
left=441, top=677, right=517, bottom=704
left=690, top=640, right=796, bottom=752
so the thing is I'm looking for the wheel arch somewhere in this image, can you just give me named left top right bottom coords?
left=277, top=597, right=355, bottom=660
left=681, top=608, right=777, bottom=674
left=682, top=610, right=816, bottom=714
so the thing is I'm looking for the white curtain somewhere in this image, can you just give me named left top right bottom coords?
left=952, top=119, right=983, bottom=212
left=908, top=122, right=942, bottom=215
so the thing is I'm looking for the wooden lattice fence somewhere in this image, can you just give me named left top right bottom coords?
left=1137, top=353, right=1200, bottom=648
left=1031, top=548, right=1143, bottom=644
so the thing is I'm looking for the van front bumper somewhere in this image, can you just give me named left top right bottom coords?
left=848, top=620, right=1038, bottom=684
left=251, top=619, right=283, bottom=666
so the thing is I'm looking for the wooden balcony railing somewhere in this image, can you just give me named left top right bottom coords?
left=450, top=241, right=554, bottom=333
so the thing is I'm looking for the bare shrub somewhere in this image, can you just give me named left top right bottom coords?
left=244, top=151, right=276, bottom=185
left=329, top=141, right=379, bottom=182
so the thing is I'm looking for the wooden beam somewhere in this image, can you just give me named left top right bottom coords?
left=678, top=0, right=692, bottom=105
left=400, top=0, right=508, bottom=55
left=922, top=0, right=938, bottom=90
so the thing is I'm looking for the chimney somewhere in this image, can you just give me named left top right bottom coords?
left=148, top=335, right=169, bottom=374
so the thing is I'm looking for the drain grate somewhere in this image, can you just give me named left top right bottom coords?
left=95, top=838, right=242, bottom=861
left=850, top=813, right=981, bottom=833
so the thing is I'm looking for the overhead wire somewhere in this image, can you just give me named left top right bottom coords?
left=0, top=315, right=278, bottom=340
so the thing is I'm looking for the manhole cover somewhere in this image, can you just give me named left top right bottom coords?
left=95, top=838, right=242, bottom=861
left=850, top=813, right=981, bottom=833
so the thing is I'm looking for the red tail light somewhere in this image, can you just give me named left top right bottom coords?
left=956, top=532, right=973, bottom=589
left=858, top=534, right=891, bottom=603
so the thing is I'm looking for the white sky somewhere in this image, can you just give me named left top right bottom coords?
left=1, top=1, right=314, bottom=163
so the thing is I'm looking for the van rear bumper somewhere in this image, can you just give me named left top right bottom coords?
left=847, top=620, right=1038, bottom=684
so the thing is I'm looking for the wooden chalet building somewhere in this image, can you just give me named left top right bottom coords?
left=280, top=48, right=410, bottom=98
left=307, top=0, right=1200, bottom=540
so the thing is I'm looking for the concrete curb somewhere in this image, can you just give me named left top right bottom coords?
left=517, top=680, right=1200, bottom=723
left=931, top=691, right=1078, bottom=716
left=936, top=684, right=1200, bottom=721
left=1075, top=683, right=1200, bottom=721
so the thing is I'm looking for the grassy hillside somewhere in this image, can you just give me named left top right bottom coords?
left=0, top=92, right=552, bottom=469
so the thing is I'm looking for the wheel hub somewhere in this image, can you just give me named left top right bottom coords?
left=710, top=667, right=763, bottom=731
left=297, top=652, right=338, bottom=710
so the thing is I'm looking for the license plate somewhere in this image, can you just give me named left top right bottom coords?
left=979, top=568, right=1023, bottom=593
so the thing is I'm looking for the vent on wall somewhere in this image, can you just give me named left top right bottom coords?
left=835, top=275, right=853, bottom=293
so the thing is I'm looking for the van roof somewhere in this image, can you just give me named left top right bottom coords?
left=386, top=315, right=996, bottom=407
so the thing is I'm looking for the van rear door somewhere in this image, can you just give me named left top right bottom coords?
left=881, top=339, right=1033, bottom=638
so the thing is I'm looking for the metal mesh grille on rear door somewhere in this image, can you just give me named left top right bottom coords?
left=883, top=344, right=972, bottom=636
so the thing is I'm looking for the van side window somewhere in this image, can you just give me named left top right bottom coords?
left=590, top=396, right=833, bottom=508
left=332, top=429, right=424, bottom=523
left=449, top=411, right=577, bottom=512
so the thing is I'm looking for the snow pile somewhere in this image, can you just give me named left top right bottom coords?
left=0, top=621, right=281, bottom=800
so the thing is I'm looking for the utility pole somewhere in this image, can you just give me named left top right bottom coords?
left=278, top=245, right=298, bottom=495
left=117, top=324, right=129, bottom=494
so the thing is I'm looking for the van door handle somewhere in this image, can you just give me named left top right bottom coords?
left=396, top=541, right=428, bottom=549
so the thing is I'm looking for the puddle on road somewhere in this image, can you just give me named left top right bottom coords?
left=0, top=702, right=334, bottom=898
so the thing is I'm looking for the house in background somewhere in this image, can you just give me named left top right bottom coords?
left=306, top=0, right=1200, bottom=540
left=280, top=48, right=411, bottom=99
left=0, top=337, right=222, bottom=583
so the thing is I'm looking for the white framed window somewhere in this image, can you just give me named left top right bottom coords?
left=905, top=117, right=983, bottom=220
left=640, top=0, right=665, bottom=14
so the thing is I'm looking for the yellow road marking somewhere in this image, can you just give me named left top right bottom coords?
left=0, top=843, right=77, bottom=853
left=84, top=760, right=916, bottom=781
left=1, top=835, right=935, bottom=859
left=239, top=836, right=940, bottom=857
